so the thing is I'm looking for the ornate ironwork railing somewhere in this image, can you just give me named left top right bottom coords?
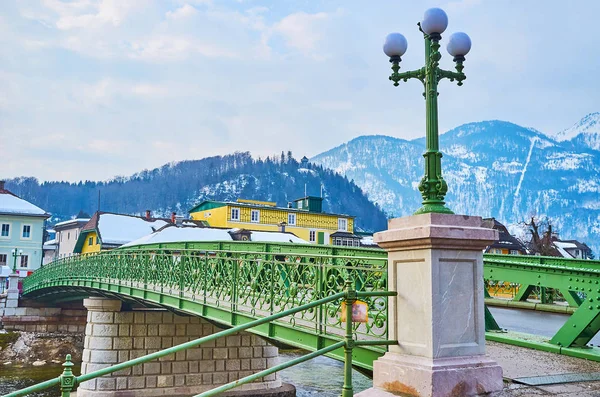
left=23, top=242, right=389, bottom=345
left=3, top=282, right=396, bottom=397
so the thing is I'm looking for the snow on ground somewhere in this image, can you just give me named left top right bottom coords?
left=98, top=214, right=169, bottom=245
left=568, top=179, right=600, bottom=194
left=544, top=152, right=591, bottom=171
left=444, top=144, right=478, bottom=161
left=0, top=194, right=47, bottom=215
left=297, top=168, right=317, bottom=176
left=121, top=226, right=307, bottom=247
left=492, top=161, right=522, bottom=174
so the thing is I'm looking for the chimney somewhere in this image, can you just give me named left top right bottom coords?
left=175, top=216, right=184, bottom=227
left=145, top=210, right=151, bottom=220
left=278, top=221, right=287, bottom=233
left=171, top=212, right=176, bottom=224
left=0, top=181, right=4, bottom=190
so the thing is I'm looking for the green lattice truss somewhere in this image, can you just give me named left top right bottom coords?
left=23, top=241, right=390, bottom=371
left=23, top=242, right=600, bottom=369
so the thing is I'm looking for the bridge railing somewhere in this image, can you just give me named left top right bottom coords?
left=23, top=242, right=390, bottom=344
left=3, top=282, right=396, bottom=397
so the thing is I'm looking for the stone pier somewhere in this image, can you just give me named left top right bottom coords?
left=358, top=213, right=504, bottom=397
left=79, top=297, right=288, bottom=397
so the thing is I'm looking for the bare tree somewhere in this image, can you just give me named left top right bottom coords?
left=523, top=217, right=560, bottom=257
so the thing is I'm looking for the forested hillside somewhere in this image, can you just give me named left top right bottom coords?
left=4, top=152, right=387, bottom=233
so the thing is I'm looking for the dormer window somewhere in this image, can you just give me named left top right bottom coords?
left=231, top=207, right=240, bottom=221
left=338, top=218, right=348, bottom=232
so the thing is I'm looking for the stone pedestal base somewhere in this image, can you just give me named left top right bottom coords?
left=358, top=353, right=503, bottom=397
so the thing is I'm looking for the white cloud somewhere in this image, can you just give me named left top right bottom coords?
left=128, top=35, right=238, bottom=62
left=271, top=11, right=329, bottom=56
left=47, top=0, right=147, bottom=30
left=166, top=4, right=197, bottom=20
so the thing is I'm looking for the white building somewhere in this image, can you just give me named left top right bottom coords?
left=0, top=181, right=50, bottom=277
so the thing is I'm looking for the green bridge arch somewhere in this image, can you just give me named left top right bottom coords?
left=23, top=241, right=390, bottom=371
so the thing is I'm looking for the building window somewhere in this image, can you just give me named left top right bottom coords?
left=288, top=213, right=296, bottom=226
left=509, top=249, right=519, bottom=255
left=298, top=201, right=303, bottom=209
left=354, top=240, right=360, bottom=247
left=1, top=224, right=10, bottom=237
left=20, top=255, right=28, bottom=268
left=251, top=210, right=260, bottom=223
left=22, top=225, right=31, bottom=239
left=338, top=218, right=348, bottom=231
left=88, top=237, right=93, bottom=246
left=309, top=230, right=316, bottom=242
left=231, top=207, right=240, bottom=221
left=96, top=236, right=99, bottom=245
left=67, top=232, right=70, bottom=240
left=0, top=254, right=6, bottom=266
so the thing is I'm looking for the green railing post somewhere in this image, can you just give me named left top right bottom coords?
left=317, top=258, right=324, bottom=336
left=203, top=252, right=208, bottom=306
left=59, top=354, right=76, bottom=397
left=342, top=279, right=355, bottom=397
left=179, top=253, right=185, bottom=300
left=232, top=254, right=239, bottom=324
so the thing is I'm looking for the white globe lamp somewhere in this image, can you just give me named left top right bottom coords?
left=447, top=32, right=471, bottom=60
left=421, top=8, right=448, bottom=36
left=383, top=33, right=408, bottom=59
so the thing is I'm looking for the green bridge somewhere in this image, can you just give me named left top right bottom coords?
left=7, top=240, right=600, bottom=396
left=23, top=242, right=391, bottom=371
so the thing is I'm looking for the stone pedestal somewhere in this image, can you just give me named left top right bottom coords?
left=79, top=297, right=283, bottom=397
left=357, top=213, right=503, bottom=397
left=5, top=273, right=20, bottom=309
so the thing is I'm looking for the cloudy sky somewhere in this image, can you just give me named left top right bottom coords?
left=1, top=0, right=599, bottom=182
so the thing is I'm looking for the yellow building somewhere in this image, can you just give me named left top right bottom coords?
left=74, top=211, right=171, bottom=254
left=189, top=197, right=360, bottom=246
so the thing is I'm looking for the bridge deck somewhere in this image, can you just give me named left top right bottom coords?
left=490, top=341, right=600, bottom=396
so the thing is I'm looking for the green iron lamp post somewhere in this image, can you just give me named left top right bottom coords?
left=384, top=8, right=471, bottom=215
left=11, top=248, right=23, bottom=274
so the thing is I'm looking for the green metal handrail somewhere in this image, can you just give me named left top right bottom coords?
left=2, top=282, right=396, bottom=397
left=23, top=244, right=391, bottom=354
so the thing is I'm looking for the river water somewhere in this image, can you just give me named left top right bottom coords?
left=0, top=351, right=371, bottom=396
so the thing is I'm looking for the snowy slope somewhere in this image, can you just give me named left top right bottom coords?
left=312, top=118, right=600, bottom=256
left=554, top=112, right=600, bottom=151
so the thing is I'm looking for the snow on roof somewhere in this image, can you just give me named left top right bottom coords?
left=554, top=245, right=573, bottom=258
left=54, top=218, right=90, bottom=227
left=0, top=193, right=48, bottom=216
left=250, top=231, right=307, bottom=244
left=43, top=239, right=58, bottom=249
left=98, top=213, right=169, bottom=245
left=121, top=226, right=307, bottom=248
left=360, top=236, right=374, bottom=245
left=554, top=241, right=579, bottom=250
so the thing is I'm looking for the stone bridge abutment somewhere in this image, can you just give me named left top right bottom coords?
left=79, top=297, right=288, bottom=397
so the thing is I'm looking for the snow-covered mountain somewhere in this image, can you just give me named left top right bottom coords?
left=554, top=112, right=600, bottom=152
left=312, top=115, right=600, bottom=255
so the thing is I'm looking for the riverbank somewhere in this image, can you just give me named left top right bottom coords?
left=0, top=330, right=83, bottom=365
